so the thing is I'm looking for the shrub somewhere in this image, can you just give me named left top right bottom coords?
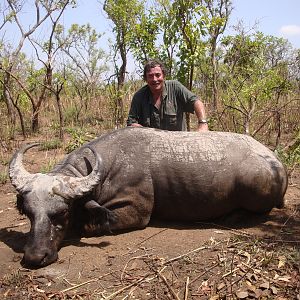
left=65, top=127, right=94, bottom=153
left=40, top=140, right=62, bottom=151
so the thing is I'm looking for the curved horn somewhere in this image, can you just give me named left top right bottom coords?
left=9, top=143, right=40, bottom=193
left=54, top=146, right=103, bottom=199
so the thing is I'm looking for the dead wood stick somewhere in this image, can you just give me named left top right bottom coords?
left=52, top=272, right=111, bottom=296
left=55, top=278, right=98, bottom=294
left=104, top=275, right=148, bottom=300
left=106, top=266, right=168, bottom=299
left=223, top=269, right=240, bottom=283
left=156, top=271, right=181, bottom=300
left=184, top=276, right=190, bottom=300
left=121, top=254, right=152, bottom=282
left=163, top=245, right=210, bottom=266
left=128, top=228, right=169, bottom=253
left=190, top=262, right=221, bottom=284
left=196, top=221, right=251, bottom=237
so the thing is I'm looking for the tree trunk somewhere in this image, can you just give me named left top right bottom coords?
left=115, top=40, right=127, bottom=128
left=211, top=40, right=219, bottom=111
left=31, top=108, right=39, bottom=132
left=56, top=91, right=64, bottom=141
left=12, top=98, right=26, bottom=139
left=185, top=64, right=195, bottom=132
left=3, top=74, right=16, bottom=126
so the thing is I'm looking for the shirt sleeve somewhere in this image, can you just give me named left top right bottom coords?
left=127, top=95, right=140, bottom=126
left=175, top=81, right=198, bottom=113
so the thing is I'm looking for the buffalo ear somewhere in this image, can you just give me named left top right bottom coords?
left=84, top=199, right=102, bottom=210
left=16, top=194, right=25, bottom=215
left=84, top=200, right=117, bottom=231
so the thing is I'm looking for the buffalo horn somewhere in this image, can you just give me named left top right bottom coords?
left=9, top=143, right=40, bottom=193
left=55, top=147, right=103, bottom=199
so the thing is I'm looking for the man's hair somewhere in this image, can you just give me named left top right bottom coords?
left=143, top=59, right=167, bottom=80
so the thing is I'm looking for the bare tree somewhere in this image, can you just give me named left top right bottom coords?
left=205, top=0, right=232, bottom=111
left=0, top=0, right=73, bottom=133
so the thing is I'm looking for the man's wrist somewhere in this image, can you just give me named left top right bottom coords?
left=198, top=119, right=208, bottom=124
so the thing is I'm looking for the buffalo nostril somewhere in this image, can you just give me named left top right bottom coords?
left=22, top=249, right=58, bottom=268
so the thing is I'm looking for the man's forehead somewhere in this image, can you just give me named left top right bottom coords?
left=147, top=66, right=162, bottom=73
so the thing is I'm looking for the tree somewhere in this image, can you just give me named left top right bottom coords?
left=57, top=23, right=108, bottom=117
left=167, top=0, right=209, bottom=130
left=220, top=29, right=294, bottom=141
left=205, top=0, right=232, bottom=111
left=151, top=0, right=181, bottom=77
left=0, top=0, right=75, bottom=133
left=26, top=0, right=72, bottom=131
left=103, top=0, right=145, bottom=127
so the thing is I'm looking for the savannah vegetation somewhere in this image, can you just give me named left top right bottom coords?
left=0, top=1, right=300, bottom=299
left=0, top=0, right=299, bottom=176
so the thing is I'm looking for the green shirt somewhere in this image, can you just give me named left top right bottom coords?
left=127, top=80, right=197, bottom=131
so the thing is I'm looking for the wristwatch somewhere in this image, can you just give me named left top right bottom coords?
left=198, top=119, right=208, bottom=124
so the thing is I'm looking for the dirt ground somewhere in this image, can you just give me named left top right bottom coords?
left=0, top=145, right=299, bottom=299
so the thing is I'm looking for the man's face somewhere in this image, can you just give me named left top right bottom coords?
left=145, top=66, right=165, bottom=94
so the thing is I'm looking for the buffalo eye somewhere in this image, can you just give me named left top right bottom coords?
left=50, top=209, right=69, bottom=227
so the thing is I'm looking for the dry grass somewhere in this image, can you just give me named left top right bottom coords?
left=1, top=233, right=299, bottom=299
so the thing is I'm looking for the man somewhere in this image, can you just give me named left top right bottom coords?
left=127, top=59, right=209, bottom=132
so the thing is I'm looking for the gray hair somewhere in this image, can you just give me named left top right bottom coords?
left=143, top=59, right=167, bottom=80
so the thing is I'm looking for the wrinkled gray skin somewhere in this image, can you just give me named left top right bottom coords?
left=9, top=127, right=288, bottom=268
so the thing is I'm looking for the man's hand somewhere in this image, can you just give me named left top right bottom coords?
left=129, top=123, right=143, bottom=127
left=194, top=100, right=209, bottom=132
left=196, top=122, right=209, bottom=132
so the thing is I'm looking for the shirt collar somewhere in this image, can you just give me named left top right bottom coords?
left=162, top=81, right=167, bottom=99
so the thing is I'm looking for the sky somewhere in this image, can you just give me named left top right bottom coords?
left=228, top=0, right=300, bottom=48
left=1, top=0, right=300, bottom=65
left=59, top=0, right=300, bottom=49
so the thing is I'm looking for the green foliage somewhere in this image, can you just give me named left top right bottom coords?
left=16, top=92, right=31, bottom=110
left=64, top=106, right=79, bottom=124
left=0, top=0, right=299, bottom=156
left=40, top=158, right=59, bottom=174
left=128, top=9, right=160, bottom=63
left=64, top=128, right=93, bottom=153
left=0, top=169, right=8, bottom=184
left=276, top=135, right=300, bottom=171
left=152, top=0, right=212, bottom=84
left=172, top=1, right=209, bottom=85
left=49, top=121, right=61, bottom=132
left=104, top=0, right=144, bottom=33
left=220, top=31, right=295, bottom=134
left=40, top=140, right=62, bottom=151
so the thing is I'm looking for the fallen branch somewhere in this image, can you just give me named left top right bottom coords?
left=104, top=266, right=167, bottom=300
left=156, top=271, right=180, bottom=300
left=121, top=254, right=153, bottom=283
left=190, top=262, right=221, bottom=284
left=163, top=245, right=210, bottom=266
left=184, top=276, right=189, bottom=300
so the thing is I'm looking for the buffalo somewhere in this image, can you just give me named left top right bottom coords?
left=9, top=127, right=288, bottom=268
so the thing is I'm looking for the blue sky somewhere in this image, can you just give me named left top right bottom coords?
left=1, top=0, right=300, bottom=57
left=60, top=0, right=300, bottom=49
left=228, top=0, right=300, bottom=48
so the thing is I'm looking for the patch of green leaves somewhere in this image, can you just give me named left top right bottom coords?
left=0, top=169, right=8, bottom=184
left=276, top=135, right=300, bottom=171
left=40, top=140, right=62, bottom=151
left=65, top=128, right=94, bottom=153
left=40, top=159, right=58, bottom=174
left=64, top=106, right=79, bottom=124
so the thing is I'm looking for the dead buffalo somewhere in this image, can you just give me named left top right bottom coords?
left=9, top=127, right=287, bottom=268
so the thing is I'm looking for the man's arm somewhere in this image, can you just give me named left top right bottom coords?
left=194, top=99, right=209, bottom=132
left=127, top=97, right=143, bottom=127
